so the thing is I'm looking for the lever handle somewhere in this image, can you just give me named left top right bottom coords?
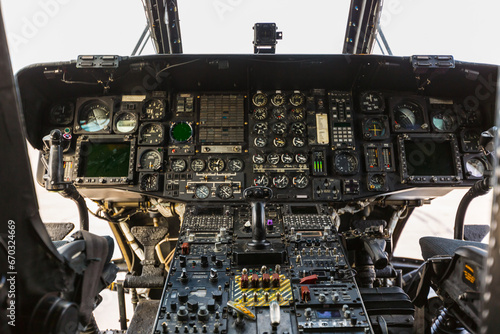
left=362, top=237, right=388, bottom=269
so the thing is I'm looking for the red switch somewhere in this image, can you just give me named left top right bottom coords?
left=240, top=274, right=249, bottom=289
left=262, top=273, right=270, bottom=288
left=271, top=273, right=280, bottom=288
left=251, top=273, right=259, bottom=288
left=181, top=242, right=190, bottom=255
left=301, top=286, right=311, bottom=302
left=300, top=274, right=318, bottom=285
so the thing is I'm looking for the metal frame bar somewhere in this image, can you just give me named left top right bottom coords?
left=342, top=0, right=384, bottom=54
left=142, top=0, right=182, bottom=54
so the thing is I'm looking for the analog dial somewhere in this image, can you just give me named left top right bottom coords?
left=273, top=137, right=286, bottom=148
left=254, top=122, right=268, bottom=135
left=254, top=137, right=267, bottom=148
left=432, top=112, right=457, bottom=132
left=393, top=101, right=427, bottom=131
left=465, top=158, right=486, bottom=177
left=217, top=184, right=233, bottom=199
left=293, top=175, right=309, bottom=189
left=254, top=175, right=269, bottom=187
left=292, top=137, right=305, bottom=148
left=142, top=98, right=166, bottom=120
left=281, top=153, right=294, bottom=164
left=291, top=122, right=306, bottom=135
left=271, top=93, right=285, bottom=106
left=360, top=92, right=384, bottom=112
left=208, top=158, right=225, bottom=172
left=273, top=175, right=289, bottom=189
left=290, top=93, right=305, bottom=106
left=114, top=111, right=138, bottom=133
left=195, top=185, right=211, bottom=199
left=334, top=151, right=358, bottom=175
left=273, top=107, right=286, bottom=120
left=253, top=154, right=265, bottom=164
left=78, top=101, right=111, bottom=132
left=139, top=150, right=162, bottom=170
left=291, top=108, right=305, bottom=121
left=267, top=153, right=280, bottom=165
left=171, top=159, right=187, bottom=172
left=50, top=102, right=74, bottom=125
left=364, top=118, right=386, bottom=139
left=295, top=153, right=308, bottom=164
left=228, top=158, right=244, bottom=172
left=253, top=108, right=267, bottom=120
left=368, top=174, right=386, bottom=191
left=191, top=159, right=206, bottom=172
left=140, top=173, right=159, bottom=191
left=252, top=92, right=268, bottom=107
left=139, top=123, right=164, bottom=145
left=272, top=122, right=287, bottom=135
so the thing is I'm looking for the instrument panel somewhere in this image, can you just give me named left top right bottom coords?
left=42, top=87, right=490, bottom=203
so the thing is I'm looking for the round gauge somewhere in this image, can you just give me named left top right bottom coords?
left=78, top=100, right=111, bottom=132
left=281, top=153, right=294, bottom=164
left=393, top=101, right=426, bottom=131
left=273, top=107, right=286, bottom=120
left=254, top=122, right=268, bottom=135
left=254, top=175, right=269, bottom=187
left=254, top=137, right=267, bottom=148
left=334, top=151, right=358, bottom=175
left=195, top=185, right=210, bottom=199
left=273, top=137, right=286, bottom=148
left=272, top=122, right=287, bottom=135
left=267, top=153, right=280, bottom=165
left=273, top=175, right=289, bottom=189
left=142, top=99, right=166, bottom=120
left=253, top=154, right=266, bottom=164
left=140, top=173, right=158, bottom=191
left=364, top=118, right=386, bottom=139
left=432, top=112, right=457, bottom=132
left=208, top=158, right=225, bottom=172
left=50, top=102, right=74, bottom=125
left=217, top=184, right=233, bottom=199
left=293, top=175, right=309, bottom=189
left=171, top=159, right=187, bottom=172
left=291, top=122, right=306, bottom=135
left=271, top=93, right=285, bottom=106
left=290, top=93, right=305, bottom=106
left=139, top=123, right=164, bottom=145
left=170, top=122, right=193, bottom=142
left=461, top=130, right=481, bottom=152
left=368, top=174, right=386, bottom=191
left=292, top=137, right=306, bottom=148
left=465, top=158, right=486, bottom=177
left=291, top=108, right=305, bottom=121
left=139, top=150, right=162, bottom=170
left=191, top=159, right=206, bottom=172
left=114, top=111, right=138, bottom=133
left=228, top=158, right=244, bottom=172
left=252, top=92, right=268, bottom=107
left=295, top=153, right=308, bottom=164
left=360, top=92, right=384, bottom=113
left=253, top=108, right=267, bottom=120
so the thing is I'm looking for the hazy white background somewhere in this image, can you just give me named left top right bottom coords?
left=1, top=0, right=498, bottom=330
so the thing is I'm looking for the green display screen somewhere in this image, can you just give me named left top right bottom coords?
left=80, top=142, right=130, bottom=177
left=171, top=122, right=192, bottom=142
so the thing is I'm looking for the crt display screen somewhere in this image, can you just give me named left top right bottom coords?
left=404, top=139, right=455, bottom=176
left=317, top=310, right=341, bottom=319
left=80, top=142, right=130, bottom=177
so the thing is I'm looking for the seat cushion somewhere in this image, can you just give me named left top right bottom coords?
left=419, top=236, right=488, bottom=260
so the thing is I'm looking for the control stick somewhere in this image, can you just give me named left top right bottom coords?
left=243, top=186, right=273, bottom=250
left=42, top=129, right=89, bottom=230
